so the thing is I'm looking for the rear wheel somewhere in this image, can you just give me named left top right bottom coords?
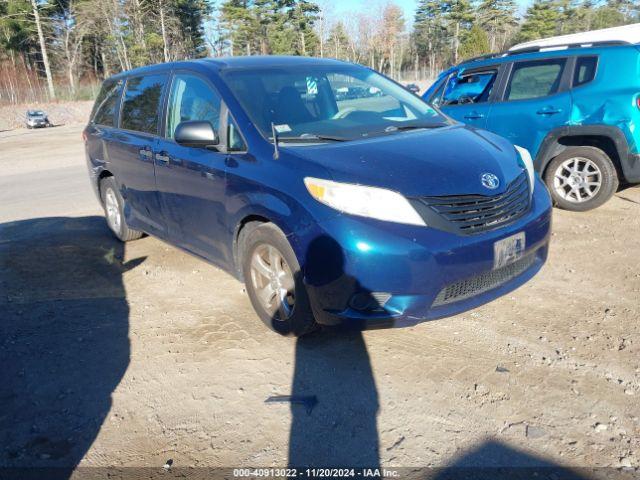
left=544, top=146, right=618, bottom=212
left=240, top=222, right=317, bottom=336
left=99, top=176, right=143, bottom=242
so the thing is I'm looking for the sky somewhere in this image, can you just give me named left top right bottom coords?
left=327, top=0, right=533, bottom=22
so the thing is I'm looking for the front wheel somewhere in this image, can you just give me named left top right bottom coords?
left=544, top=146, right=618, bottom=212
left=240, top=222, right=317, bottom=336
left=99, top=176, right=144, bottom=242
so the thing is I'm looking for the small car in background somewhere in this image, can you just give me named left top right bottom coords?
left=25, top=110, right=51, bottom=129
left=405, top=83, right=420, bottom=94
left=85, top=56, right=551, bottom=336
left=422, top=24, right=640, bottom=211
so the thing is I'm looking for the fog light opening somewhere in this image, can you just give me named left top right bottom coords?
left=349, top=292, right=392, bottom=311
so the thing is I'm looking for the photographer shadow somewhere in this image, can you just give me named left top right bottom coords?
left=0, top=216, right=142, bottom=478
left=287, top=235, right=380, bottom=468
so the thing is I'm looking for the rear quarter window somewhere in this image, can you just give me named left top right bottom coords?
left=573, top=56, right=598, bottom=87
left=120, top=74, right=168, bottom=135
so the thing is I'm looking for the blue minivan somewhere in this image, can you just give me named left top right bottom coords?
left=84, top=56, right=552, bottom=335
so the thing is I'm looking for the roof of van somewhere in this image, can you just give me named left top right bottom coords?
left=108, top=55, right=351, bottom=80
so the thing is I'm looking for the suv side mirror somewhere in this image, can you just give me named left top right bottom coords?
left=174, top=121, right=219, bottom=148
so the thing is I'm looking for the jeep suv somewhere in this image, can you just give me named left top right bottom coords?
left=423, top=41, right=640, bottom=211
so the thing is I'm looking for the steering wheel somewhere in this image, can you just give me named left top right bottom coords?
left=458, top=94, right=475, bottom=105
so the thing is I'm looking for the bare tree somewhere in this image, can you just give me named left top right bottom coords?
left=30, top=0, right=55, bottom=99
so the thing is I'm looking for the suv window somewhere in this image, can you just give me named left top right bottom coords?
left=120, top=74, right=167, bottom=134
left=441, top=70, right=497, bottom=106
left=166, top=73, right=222, bottom=139
left=506, top=59, right=566, bottom=101
left=573, top=56, right=597, bottom=87
left=92, top=80, right=123, bottom=127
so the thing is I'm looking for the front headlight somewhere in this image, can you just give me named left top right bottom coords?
left=304, top=177, right=426, bottom=226
left=514, top=145, right=535, bottom=193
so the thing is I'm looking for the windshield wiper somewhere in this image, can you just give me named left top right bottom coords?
left=384, top=123, right=448, bottom=132
left=275, top=134, right=350, bottom=143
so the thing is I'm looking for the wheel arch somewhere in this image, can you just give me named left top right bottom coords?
left=98, top=169, right=113, bottom=185
left=233, top=214, right=271, bottom=281
left=536, top=125, right=630, bottom=181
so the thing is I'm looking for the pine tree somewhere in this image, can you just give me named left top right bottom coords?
left=444, top=0, right=474, bottom=63
left=517, top=0, right=560, bottom=42
left=477, top=0, right=517, bottom=51
left=459, top=24, right=490, bottom=60
left=414, top=0, right=448, bottom=75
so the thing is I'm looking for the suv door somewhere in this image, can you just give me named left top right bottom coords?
left=485, top=58, right=572, bottom=158
left=154, top=72, right=229, bottom=262
left=108, top=73, right=168, bottom=236
left=431, top=66, right=501, bottom=128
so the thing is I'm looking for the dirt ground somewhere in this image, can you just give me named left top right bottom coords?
left=0, top=100, right=93, bottom=131
left=0, top=125, right=639, bottom=476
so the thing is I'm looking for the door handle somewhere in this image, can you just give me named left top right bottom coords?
left=139, top=148, right=152, bottom=159
left=464, top=112, right=484, bottom=120
left=536, top=107, right=562, bottom=116
left=155, top=153, right=170, bottom=164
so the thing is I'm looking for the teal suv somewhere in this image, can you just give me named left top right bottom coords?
left=424, top=42, right=640, bottom=211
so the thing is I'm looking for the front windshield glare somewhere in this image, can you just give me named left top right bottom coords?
left=222, top=65, right=448, bottom=142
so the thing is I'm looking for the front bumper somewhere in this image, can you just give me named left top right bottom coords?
left=293, top=179, right=552, bottom=329
left=27, top=120, right=47, bottom=127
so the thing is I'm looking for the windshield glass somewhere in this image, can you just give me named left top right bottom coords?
left=28, top=110, right=45, bottom=117
left=222, top=65, right=448, bottom=142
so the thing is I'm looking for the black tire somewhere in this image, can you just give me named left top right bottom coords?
left=99, top=176, right=144, bottom=242
left=240, top=222, right=317, bottom=336
left=544, top=146, right=618, bottom=212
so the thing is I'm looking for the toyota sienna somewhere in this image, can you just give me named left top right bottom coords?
left=84, top=56, right=552, bottom=336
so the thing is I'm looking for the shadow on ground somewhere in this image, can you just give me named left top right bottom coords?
left=0, top=216, right=143, bottom=477
left=431, top=439, right=592, bottom=480
left=287, top=235, right=380, bottom=468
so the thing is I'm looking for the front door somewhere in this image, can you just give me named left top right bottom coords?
left=434, top=67, right=500, bottom=129
left=154, top=72, right=229, bottom=263
left=485, top=58, right=572, bottom=159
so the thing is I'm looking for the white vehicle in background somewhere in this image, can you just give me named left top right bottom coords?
left=25, top=110, right=51, bottom=129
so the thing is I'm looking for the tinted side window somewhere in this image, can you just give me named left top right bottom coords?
left=166, top=74, right=222, bottom=139
left=442, top=70, right=497, bottom=105
left=228, top=114, right=247, bottom=152
left=121, top=74, right=167, bottom=134
left=573, top=56, right=598, bottom=87
left=506, top=59, right=566, bottom=101
left=92, top=80, right=123, bottom=127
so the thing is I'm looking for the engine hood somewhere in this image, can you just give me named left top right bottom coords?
left=283, top=125, right=525, bottom=197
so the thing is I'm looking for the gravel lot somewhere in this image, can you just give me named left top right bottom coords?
left=0, top=125, right=639, bottom=476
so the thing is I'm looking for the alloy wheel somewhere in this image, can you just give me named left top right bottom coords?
left=249, top=244, right=295, bottom=321
left=104, top=187, right=121, bottom=234
left=553, top=157, right=602, bottom=203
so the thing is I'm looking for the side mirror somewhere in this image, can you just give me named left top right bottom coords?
left=174, top=121, right=219, bottom=148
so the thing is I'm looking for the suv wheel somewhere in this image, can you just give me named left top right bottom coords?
left=544, top=146, right=618, bottom=212
left=99, top=177, right=144, bottom=241
left=240, top=222, right=317, bottom=336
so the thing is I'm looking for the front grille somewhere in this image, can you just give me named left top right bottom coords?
left=432, top=251, right=537, bottom=307
left=414, top=172, right=530, bottom=235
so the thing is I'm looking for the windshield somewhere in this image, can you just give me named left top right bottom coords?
left=222, top=65, right=448, bottom=142
left=27, top=110, right=45, bottom=117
